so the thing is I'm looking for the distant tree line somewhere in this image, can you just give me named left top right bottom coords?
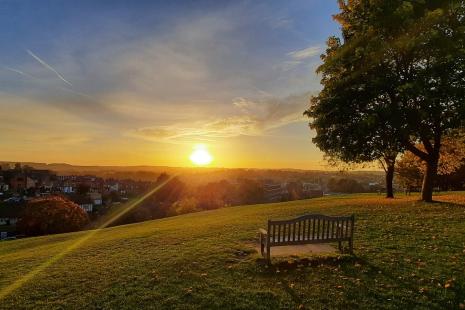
left=327, top=178, right=365, bottom=194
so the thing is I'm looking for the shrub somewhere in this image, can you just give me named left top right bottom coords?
left=168, top=197, right=199, bottom=216
left=17, top=196, right=89, bottom=236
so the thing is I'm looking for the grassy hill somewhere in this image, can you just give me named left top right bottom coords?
left=1, top=194, right=464, bottom=309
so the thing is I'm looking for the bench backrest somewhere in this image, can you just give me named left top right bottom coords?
left=267, top=214, right=354, bottom=245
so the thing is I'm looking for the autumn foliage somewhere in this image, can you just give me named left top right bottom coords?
left=397, top=135, right=465, bottom=190
left=17, top=196, right=89, bottom=236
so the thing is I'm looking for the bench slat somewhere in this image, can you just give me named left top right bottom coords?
left=301, top=220, right=305, bottom=241
left=292, top=222, right=296, bottom=242
left=316, top=218, right=319, bottom=240
left=331, top=220, right=335, bottom=238
left=311, top=218, right=315, bottom=240
left=287, top=223, right=290, bottom=242
left=272, top=224, right=276, bottom=242
left=345, top=219, right=349, bottom=238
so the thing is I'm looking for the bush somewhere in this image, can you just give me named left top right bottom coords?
left=168, top=197, right=200, bottom=216
left=17, top=196, right=89, bottom=236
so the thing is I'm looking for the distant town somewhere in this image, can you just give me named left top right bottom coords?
left=0, top=162, right=388, bottom=239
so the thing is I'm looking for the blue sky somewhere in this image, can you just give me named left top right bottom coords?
left=0, top=0, right=341, bottom=168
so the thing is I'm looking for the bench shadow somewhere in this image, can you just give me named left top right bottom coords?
left=256, top=253, right=355, bottom=271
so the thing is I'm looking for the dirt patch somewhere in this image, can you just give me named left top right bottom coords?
left=254, top=243, right=338, bottom=257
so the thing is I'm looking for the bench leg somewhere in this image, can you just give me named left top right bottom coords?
left=266, top=244, right=271, bottom=265
left=349, top=239, right=353, bottom=255
left=338, top=240, right=343, bottom=253
left=260, top=234, right=265, bottom=256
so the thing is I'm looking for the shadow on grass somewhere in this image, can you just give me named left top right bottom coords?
left=340, top=255, right=465, bottom=309
left=256, top=254, right=356, bottom=272
left=412, top=200, right=465, bottom=208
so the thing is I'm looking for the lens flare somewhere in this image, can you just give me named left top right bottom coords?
left=0, top=176, right=175, bottom=300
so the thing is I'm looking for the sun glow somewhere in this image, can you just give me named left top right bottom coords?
left=189, top=144, right=213, bottom=166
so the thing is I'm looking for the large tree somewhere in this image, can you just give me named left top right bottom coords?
left=306, top=0, right=465, bottom=202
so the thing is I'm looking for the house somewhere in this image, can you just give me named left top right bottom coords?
left=302, top=182, right=324, bottom=198
left=263, top=180, right=287, bottom=202
left=0, top=204, right=24, bottom=226
left=27, top=169, right=54, bottom=184
left=8, top=174, right=27, bottom=192
left=105, top=181, right=120, bottom=193
left=88, top=192, right=102, bottom=206
left=79, top=202, right=93, bottom=213
left=62, top=185, right=75, bottom=193
left=67, top=194, right=94, bottom=213
left=0, top=175, right=8, bottom=192
left=2, top=167, right=56, bottom=195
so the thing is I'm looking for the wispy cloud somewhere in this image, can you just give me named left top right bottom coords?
left=287, top=45, right=321, bottom=60
left=269, top=17, right=293, bottom=29
left=26, top=49, right=73, bottom=86
left=3, top=66, right=36, bottom=79
left=130, top=116, right=259, bottom=143
left=129, top=93, right=311, bottom=143
left=273, top=45, right=322, bottom=72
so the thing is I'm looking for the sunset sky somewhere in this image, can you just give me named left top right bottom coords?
left=0, top=0, right=340, bottom=169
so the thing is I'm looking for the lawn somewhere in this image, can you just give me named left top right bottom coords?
left=0, top=193, right=464, bottom=309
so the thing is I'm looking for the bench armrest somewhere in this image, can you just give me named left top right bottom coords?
left=258, top=228, right=267, bottom=235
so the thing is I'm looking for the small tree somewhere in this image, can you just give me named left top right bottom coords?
left=17, top=196, right=89, bottom=236
left=168, top=197, right=200, bottom=216
left=236, top=179, right=264, bottom=205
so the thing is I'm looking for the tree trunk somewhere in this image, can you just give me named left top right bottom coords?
left=421, top=158, right=439, bottom=202
left=385, top=163, right=395, bottom=198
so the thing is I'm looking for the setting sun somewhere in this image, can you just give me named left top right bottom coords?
left=189, top=145, right=213, bottom=166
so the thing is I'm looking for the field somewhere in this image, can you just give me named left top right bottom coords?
left=1, top=193, right=465, bottom=309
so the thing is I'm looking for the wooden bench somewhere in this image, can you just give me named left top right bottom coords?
left=259, top=214, right=355, bottom=263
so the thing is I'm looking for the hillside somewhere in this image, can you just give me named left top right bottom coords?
left=1, top=194, right=464, bottom=309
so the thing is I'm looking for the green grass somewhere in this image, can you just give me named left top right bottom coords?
left=1, top=193, right=465, bottom=309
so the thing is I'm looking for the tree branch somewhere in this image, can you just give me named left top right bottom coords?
left=421, top=136, right=434, bottom=154
left=405, top=142, right=429, bottom=161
